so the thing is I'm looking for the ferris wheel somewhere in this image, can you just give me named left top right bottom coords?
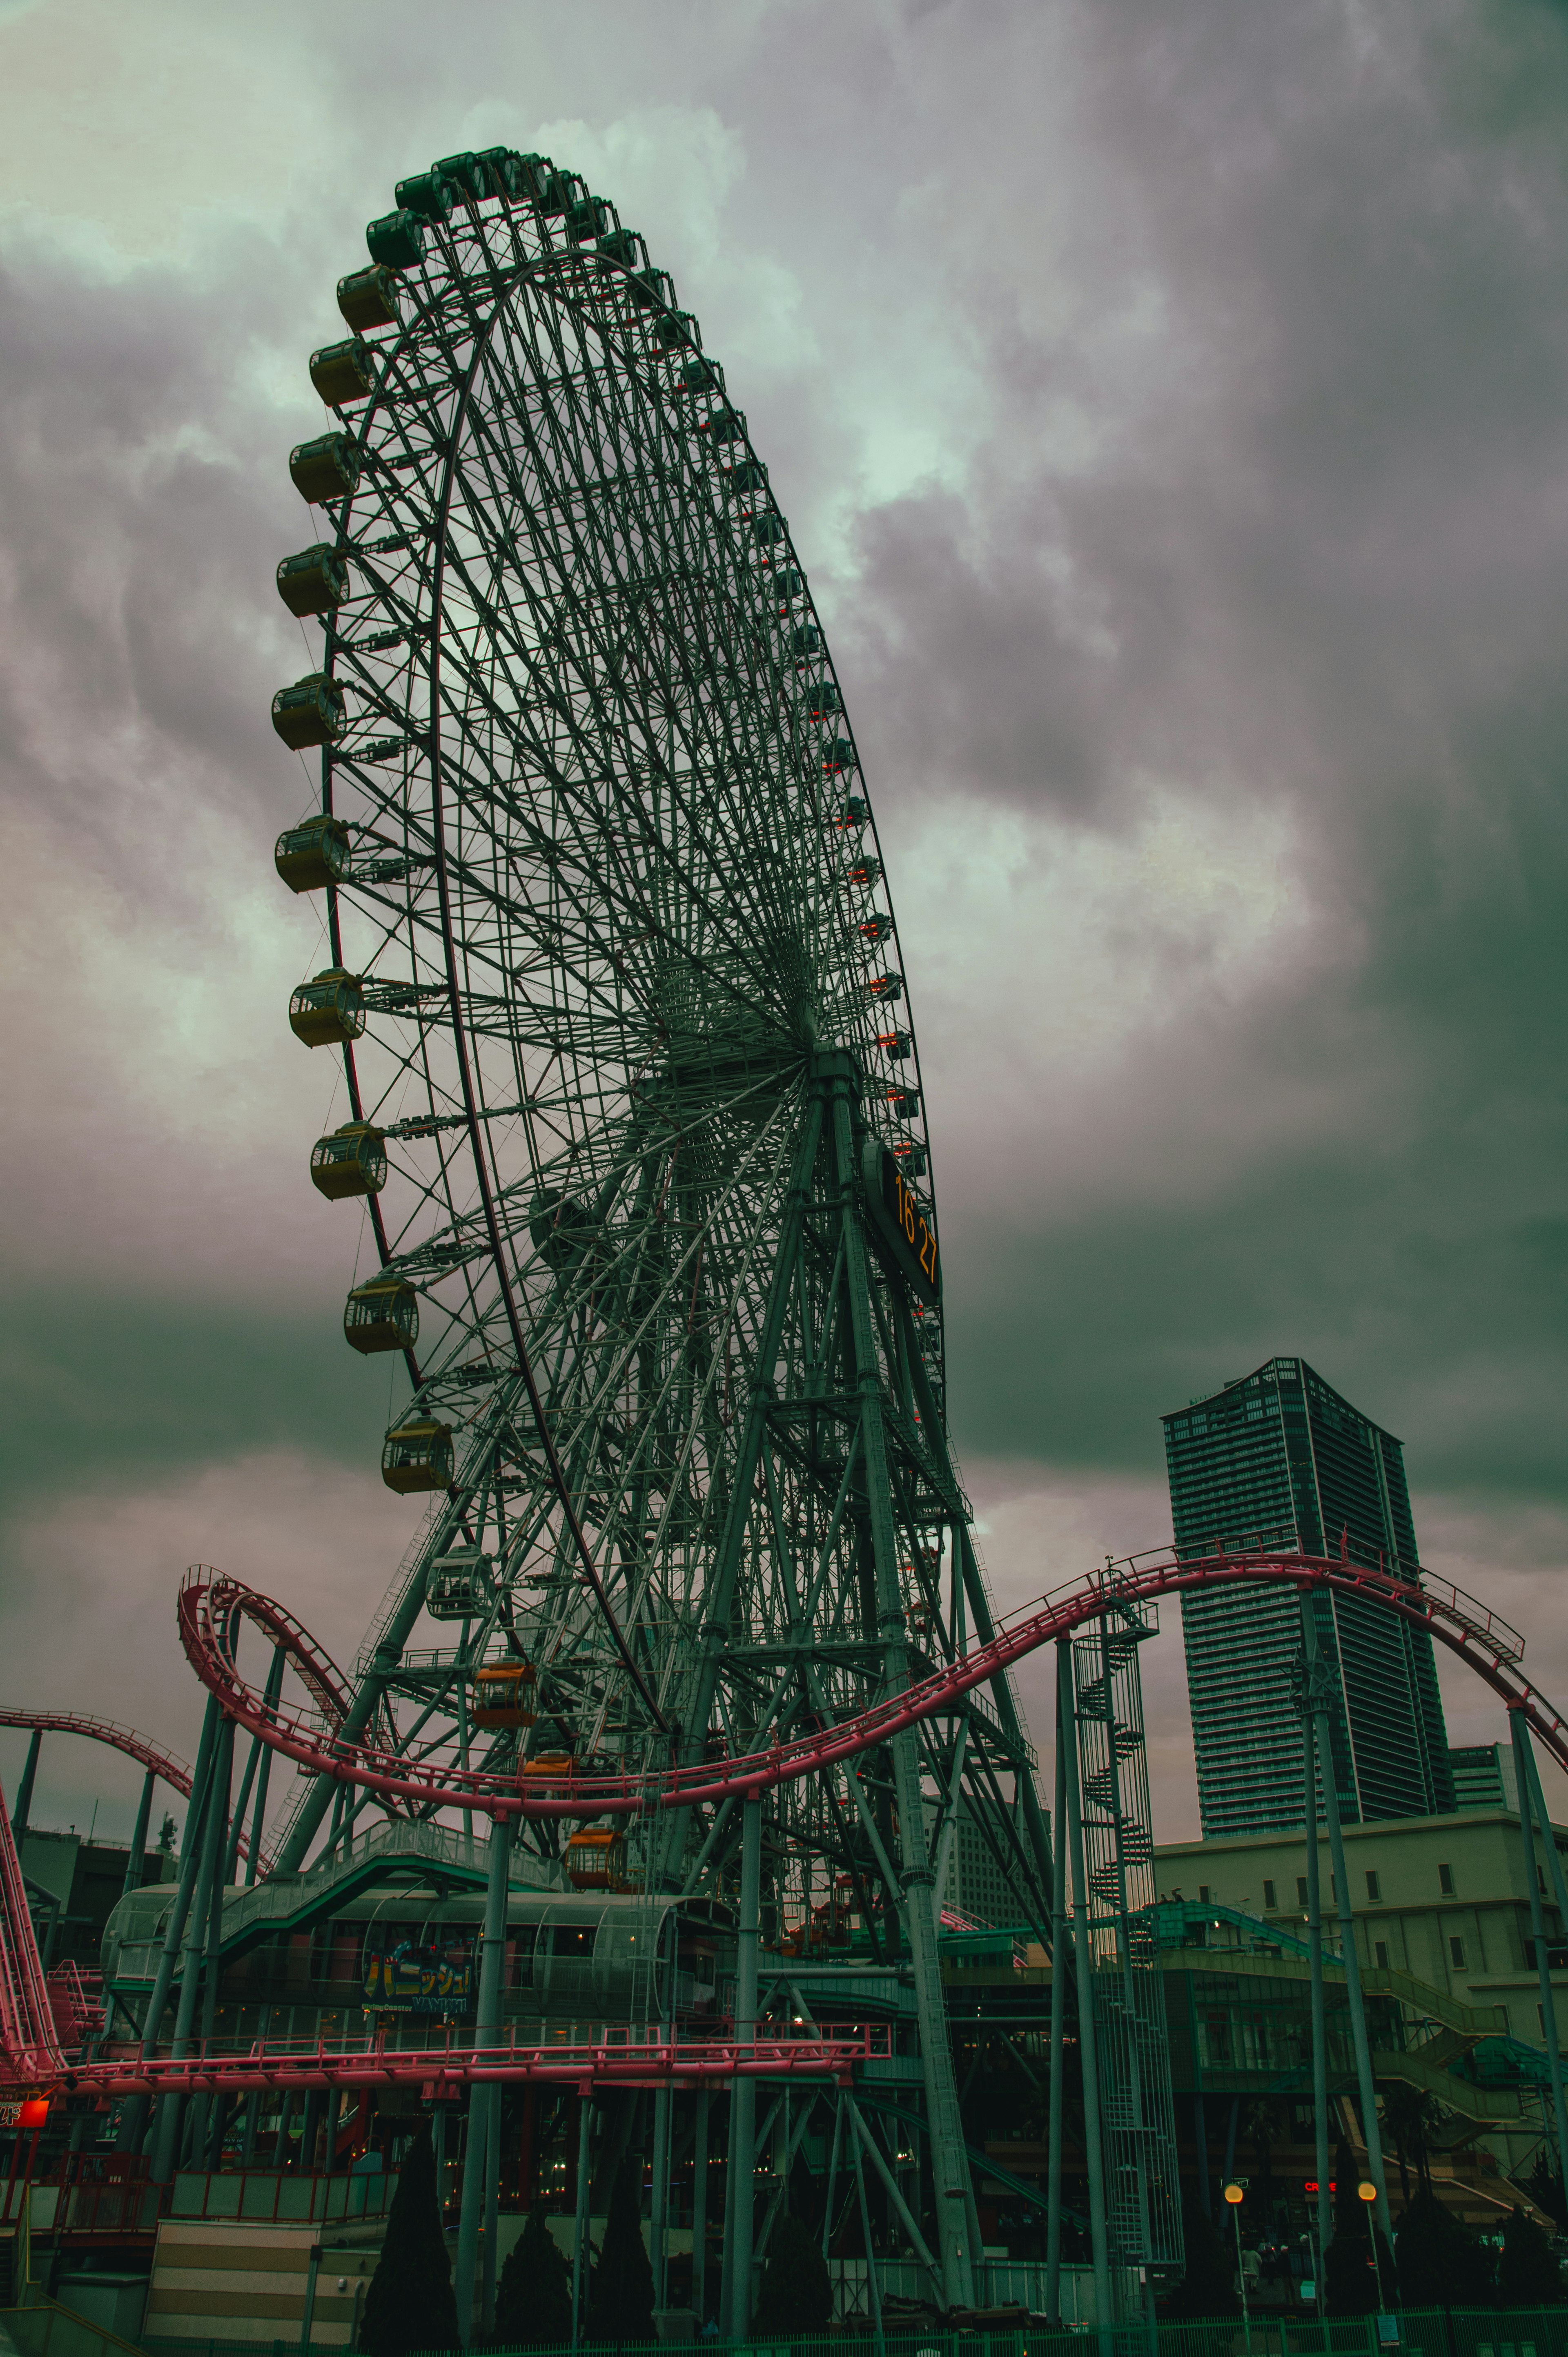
left=267, top=145, right=1045, bottom=2055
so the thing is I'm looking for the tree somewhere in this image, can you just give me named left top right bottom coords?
left=1523, top=2152, right=1567, bottom=2230
left=1497, top=2205, right=1564, bottom=2307
left=1166, top=2193, right=1238, bottom=2317
left=753, top=2213, right=833, bottom=2336
left=586, top=2158, right=655, bottom=2344
left=361, top=2123, right=461, bottom=2357
left=1394, top=2187, right=1492, bottom=2309
left=493, top=2208, right=574, bottom=2348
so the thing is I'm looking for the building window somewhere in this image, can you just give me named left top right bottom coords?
left=1365, top=1870, right=1381, bottom=1902
left=1374, top=1941, right=1390, bottom=1969
left=1297, top=1876, right=1309, bottom=1908
left=1439, top=1863, right=1454, bottom=1895
left=1199, top=1886, right=1210, bottom=1903
left=1450, top=1936, right=1466, bottom=1969
left=1263, top=1880, right=1276, bottom=1911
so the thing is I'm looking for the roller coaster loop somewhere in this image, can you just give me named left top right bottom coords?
left=178, top=1540, right=1564, bottom=1824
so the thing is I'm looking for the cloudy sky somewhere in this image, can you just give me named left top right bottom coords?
left=3, top=0, right=1566, bottom=1846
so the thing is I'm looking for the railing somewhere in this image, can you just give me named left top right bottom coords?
left=53, top=2019, right=890, bottom=2099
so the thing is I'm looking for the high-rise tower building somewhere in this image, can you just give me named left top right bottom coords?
left=1162, top=1356, right=1454, bottom=1839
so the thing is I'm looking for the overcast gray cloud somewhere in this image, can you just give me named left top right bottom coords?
left=4, top=0, right=1568, bottom=1841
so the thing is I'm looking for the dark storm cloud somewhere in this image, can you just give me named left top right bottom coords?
left=4, top=0, right=1568, bottom=1745
left=814, top=1, right=1568, bottom=1510
left=0, top=1289, right=390, bottom=1524
left=0, top=223, right=321, bottom=877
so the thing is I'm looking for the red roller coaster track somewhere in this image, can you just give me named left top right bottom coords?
left=0, top=1710, right=194, bottom=1800
left=3, top=1541, right=1558, bottom=2097
left=0, top=1708, right=260, bottom=1869
left=177, top=1545, right=1563, bottom=1822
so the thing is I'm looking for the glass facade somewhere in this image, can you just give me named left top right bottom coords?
left=1163, top=1356, right=1454, bottom=1839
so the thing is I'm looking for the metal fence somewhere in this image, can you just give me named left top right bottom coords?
left=134, top=2315, right=1568, bottom=2357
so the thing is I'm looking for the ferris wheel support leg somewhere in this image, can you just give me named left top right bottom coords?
left=723, top=1797, right=762, bottom=2339
left=653, top=1096, right=827, bottom=1891
left=826, top=1076, right=976, bottom=2312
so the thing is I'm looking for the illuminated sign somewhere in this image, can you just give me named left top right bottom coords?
left=363, top=1937, right=474, bottom=2016
left=862, top=1139, right=940, bottom=1307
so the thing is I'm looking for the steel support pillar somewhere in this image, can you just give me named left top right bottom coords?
left=151, top=1711, right=233, bottom=2184
left=692, top=2087, right=710, bottom=2326
left=724, top=1798, right=762, bottom=2339
left=1045, top=1695, right=1069, bottom=2324
left=1058, top=1641, right=1113, bottom=2352
left=121, top=1695, right=218, bottom=2155
left=123, top=1769, right=156, bottom=1903
left=1296, top=1598, right=1331, bottom=2307
left=10, top=1731, right=40, bottom=1844
left=1512, top=1710, right=1568, bottom=2185
left=188, top=1724, right=236, bottom=2168
left=245, top=1648, right=286, bottom=1888
left=827, top=1066, right=977, bottom=2308
left=456, top=1811, right=512, bottom=2344
left=571, top=2096, right=593, bottom=2348
left=1300, top=1607, right=1389, bottom=2213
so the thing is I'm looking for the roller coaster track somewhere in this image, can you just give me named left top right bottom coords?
left=0, top=1707, right=265, bottom=1870
left=59, top=2025, right=886, bottom=2099
left=176, top=1544, right=1557, bottom=1820
left=0, top=1710, right=194, bottom=1798
left=2, top=1539, right=1555, bottom=2093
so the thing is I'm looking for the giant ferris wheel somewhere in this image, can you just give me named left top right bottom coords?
left=268, top=144, right=1049, bottom=2304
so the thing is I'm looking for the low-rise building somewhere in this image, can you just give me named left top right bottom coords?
left=1154, top=1805, right=1568, bottom=2047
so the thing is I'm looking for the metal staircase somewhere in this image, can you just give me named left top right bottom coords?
left=1070, top=1602, right=1184, bottom=2290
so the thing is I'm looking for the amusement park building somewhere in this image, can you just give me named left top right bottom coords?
left=1163, top=1358, right=1455, bottom=1838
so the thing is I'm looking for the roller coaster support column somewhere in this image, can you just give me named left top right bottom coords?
left=123, top=1769, right=156, bottom=1903
left=571, top=2096, right=593, bottom=2348
left=151, top=1712, right=233, bottom=2184
left=828, top=1059, right=978, bottom=2310
left=244, top=1647, right=287, bottom=1888
left=10, top=1731, right=40, bottom=1843
left=1045, top=1697, right=1069, bottom=2324
left=1297, top=1603, right=1388, bottom=2214
left=723, top=1797, right=762, bottom=2339
left=1059, top=1641, right=1113, bottom=2351
left=1510, top=1710, right=1568, bottom=2184
left=1297, top=1597, right=1330, bottom=2309
left=456, top=1810, right=512, bottom=2342
left=117, top=1694, right=220, bottom=2154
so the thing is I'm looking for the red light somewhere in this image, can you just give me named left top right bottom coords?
left=18, top=2098, right=49, bottom=2129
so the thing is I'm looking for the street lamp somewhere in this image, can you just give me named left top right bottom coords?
left=1358, top=2179, right=1388, bottom=2314
left=1224, top=2183, right=1251, bottom=2357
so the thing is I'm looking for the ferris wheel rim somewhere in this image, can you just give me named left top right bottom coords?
left=273, top=150, right=955, bottom=1846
